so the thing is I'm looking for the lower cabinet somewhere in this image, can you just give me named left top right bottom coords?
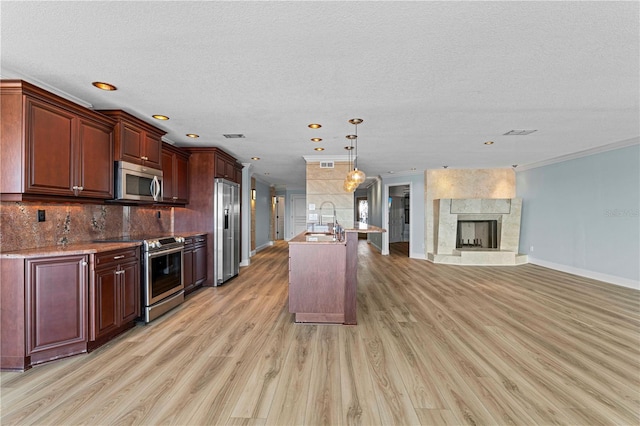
left=1, top=255, right=89, bottom=371
left=183, top=234, right=207, bottom=295
left=89, top=248, right=140, bottom=350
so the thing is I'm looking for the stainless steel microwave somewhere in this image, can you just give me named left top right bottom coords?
left=115, top=161, right=163, bottom=202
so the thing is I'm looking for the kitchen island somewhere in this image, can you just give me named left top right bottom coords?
left=288, top=223, right=384, bottom=325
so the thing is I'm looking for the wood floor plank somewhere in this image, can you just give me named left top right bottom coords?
left=338, top=326, right=383, bottom=425
left=1, top=240, right=638, bottom=425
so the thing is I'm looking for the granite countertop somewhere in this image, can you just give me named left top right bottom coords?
left=1, top=231, right=209, bottom=258
left=289, top=223, right=385, bottom=245
left=343, top=222, right=386, bottom=233
left=1, top=241, right=143, bottom=259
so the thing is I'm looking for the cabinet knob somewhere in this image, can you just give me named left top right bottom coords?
left=82, top=261, right=88, bottom=266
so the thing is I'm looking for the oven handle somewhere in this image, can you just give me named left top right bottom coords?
left=147, top=246, right=184, bottom=259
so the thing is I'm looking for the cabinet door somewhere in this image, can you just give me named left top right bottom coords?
left=215, top=156, right=228, bottom=178
left=175, top=154, right=189, bottom=203
left=224, top=160, right=236, bottom=181
left=194, top=244, right=207, bottom=285
left=234, top=165, right=242, bottom=185
left=26, top=256, right=87, bottom=357
left=93, top=267, right=119, bottom=339
left=161, top=150, right=175, bottom=202
left=77, top=118, right=114, bottom=199
left=183, top=247, right=194, bottom=292
left=143, top=133, right=162, bottom=169
left=120, top=262, right=140, bottom=323
left=26, top=98, right=75, bottom=195
left=121, top=123, right=144, bottom=164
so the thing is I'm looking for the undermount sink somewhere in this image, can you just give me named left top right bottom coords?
left=306, top=232, right=333, bottom=236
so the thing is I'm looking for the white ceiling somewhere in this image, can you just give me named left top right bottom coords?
left=2, top=1, right=638, bottom=189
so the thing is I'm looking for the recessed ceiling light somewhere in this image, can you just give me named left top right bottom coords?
left=344, top=146, right=354, bottom=150
left=345, top=134, right=357, bottom=140
left=410, top=168, right=417, bottom=171
left=314, top=147, right=324, bottom=151
left=504, top=129, right=537, bottom=136
left=251, top=157, right=260, bottom=161
left=348, top=118, right=363, bottom=125
left=311, top=138, right=322, bottom=142
left=92, top=81, right=117, bottom=91
left=308, top=123, right=322, bottom=129
left=388, top=171, right=395, bottom=174
left=223, top=134, right=245, bottom=138
left=186, top=133, right=199, bottom=138
left=484, top=141, right=494, bottom=145
left=152, top=114, right=169, bottom=120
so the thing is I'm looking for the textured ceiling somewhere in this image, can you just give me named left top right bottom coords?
left=2, top=1, right=638, bottom=189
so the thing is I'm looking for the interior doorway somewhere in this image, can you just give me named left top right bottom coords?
left=383, top=183, right=411, bottom=257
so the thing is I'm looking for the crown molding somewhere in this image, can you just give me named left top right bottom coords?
left=516, top=137, right=640, bottom=172
left=1, top=66, right=94, bottom=109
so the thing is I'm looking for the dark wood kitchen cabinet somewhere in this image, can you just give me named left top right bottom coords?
left=89, top=248, right=140, bottom=350
left=214, top=149, right=241, bottom=183
left=1, top=255, right=89, bottom=371
left=98, top=109, right=165, bottom=170
left=161, top=142, right=190, bottom=205
left=0, top=80, right=115, bottom=201
left=183, top=234, right=207, bottom=295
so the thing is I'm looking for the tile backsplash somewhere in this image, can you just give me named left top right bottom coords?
left=0, top=202, right=172, bottom=251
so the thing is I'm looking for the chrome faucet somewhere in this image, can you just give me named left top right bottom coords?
left=318, top=200, right=337, bottom=227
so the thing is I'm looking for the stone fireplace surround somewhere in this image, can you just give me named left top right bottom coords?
left=429, top=198, right=527, bottom=265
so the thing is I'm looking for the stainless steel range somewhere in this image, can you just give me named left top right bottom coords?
left=141, top=236, right=185, bottom=323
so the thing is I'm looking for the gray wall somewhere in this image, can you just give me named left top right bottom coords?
left=254, top=179, right=272, bottom=250
left=517, top=143, right=639, bottom=288
left=367, top=178, right=383, bottom=251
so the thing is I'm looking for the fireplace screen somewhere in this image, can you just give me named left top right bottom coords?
left=456, top=220, right=498, bottom=249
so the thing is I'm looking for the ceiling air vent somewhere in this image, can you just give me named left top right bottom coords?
left=320, top=161, right=334, bottom=168
left=223, top=134, right=245, bottom=138
left=503, top=129, right=537, bottom=136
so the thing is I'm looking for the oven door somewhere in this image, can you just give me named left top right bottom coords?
left=145, top=246, right=184, bottom=306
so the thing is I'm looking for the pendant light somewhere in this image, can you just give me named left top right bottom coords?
left=343, top=145, right=357, bottom=192
left=347, top=118, right=366, bottom=185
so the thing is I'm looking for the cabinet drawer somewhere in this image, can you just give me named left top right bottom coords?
left=95, top=248, right=139, bottom=268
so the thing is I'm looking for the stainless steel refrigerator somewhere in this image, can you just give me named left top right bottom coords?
left=213, top=178, right=240, bottom=285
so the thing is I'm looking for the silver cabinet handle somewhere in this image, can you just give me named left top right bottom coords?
left=82, top=261, right=88, bottom=266
left=113, top=255, right=125, bottom=260
left=115, top=270, right=125, bottom=275
left=141, top=156, right=148, bottom=161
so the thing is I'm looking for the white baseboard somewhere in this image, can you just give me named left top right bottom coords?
left=528, top=257, right=639, bottom=290
left=255, top=241, right=274, bottom=253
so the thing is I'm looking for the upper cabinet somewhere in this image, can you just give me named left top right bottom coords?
left=1, top=80, right=115, bottom=201
left=97, top=110, right=165, bottom=170
left=184, top=147, right=242, bottom=185
left=161, top=142, right=190, bottom=205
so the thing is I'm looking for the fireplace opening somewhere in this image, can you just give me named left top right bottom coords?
left=456, top=220, right=498, bottom=249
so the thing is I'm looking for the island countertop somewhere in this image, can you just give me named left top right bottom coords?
left=289, top=223, right=385, bottom=244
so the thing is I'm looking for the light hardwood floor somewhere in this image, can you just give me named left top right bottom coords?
left=2, top=241, right=639, bottom=425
